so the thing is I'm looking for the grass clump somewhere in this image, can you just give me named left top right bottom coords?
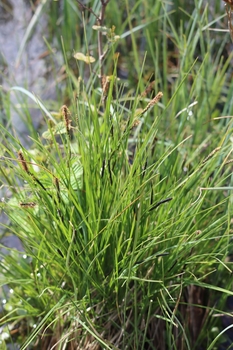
left=1, top=0, right=233, bottom=349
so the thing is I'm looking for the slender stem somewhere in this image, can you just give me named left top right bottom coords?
left=76, top=0, right=99, bottom=21
left=77, top=0, right=111, bottom=78
left=98, top=0, right=110, bottom=78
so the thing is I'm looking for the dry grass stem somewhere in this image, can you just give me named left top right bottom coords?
left=224, top=0, right=233, bottom=41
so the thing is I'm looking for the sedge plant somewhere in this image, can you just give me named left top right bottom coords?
left=0, top=0, right=233, bottom=349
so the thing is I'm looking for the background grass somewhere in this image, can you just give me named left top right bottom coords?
left=0, top=0, right=233, bottom=349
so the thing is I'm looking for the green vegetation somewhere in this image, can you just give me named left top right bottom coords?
left=1, top=0, right=233, bottom=349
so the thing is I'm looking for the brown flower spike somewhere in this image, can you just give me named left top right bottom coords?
left=141, top=92, right=163, bottom=116
left=18, top=150, right=30, bottom=174
left=61, top=105, right=72, bottom=139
